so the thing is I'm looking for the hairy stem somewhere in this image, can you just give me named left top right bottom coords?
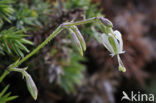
left=17, top=25, right=63, bottom=66
left=63, top=17, right=97, bottom=27
left=0, top=17, right=99, bottom=83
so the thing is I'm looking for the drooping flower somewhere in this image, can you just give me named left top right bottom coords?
left=92, top=27, right=126, bottom=72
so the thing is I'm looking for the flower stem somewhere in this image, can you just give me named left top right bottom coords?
left=17, top=25, right=63, bottom=66
left=0, top=70, right=9, bottom=83
left=0, top=17, right=99, bottom=83
left=63, top=17, right=97, bottom=27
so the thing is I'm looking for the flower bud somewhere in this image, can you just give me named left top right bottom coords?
left=118, top=65, right=126, bottom=72
left=92, top=27, right=126, bottom=72
left=98, top=17, right=113, bottom=27
left=117, top=55, right=126, bottom=72
left=71, top=26, right=86, bottom=51
left=25, top=72, right=38, bottom=100
left=69, top=28, right=83, bottom=56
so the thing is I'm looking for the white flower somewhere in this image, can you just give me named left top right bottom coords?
left=93, top=28, right=125, bottom=56
left=92, top=27, right=126, bottom=72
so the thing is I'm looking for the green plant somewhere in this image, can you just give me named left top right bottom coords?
left=14, top=4, right=41, bottom=31
left=0, top=0, right=14, bottom=27
left=63, top=0, right=103, bottom=39
left=0, top=0, right=54, bottom=102
left=60, top=52, right=85, bottom=93
left=0, top=27, right=33, bottom=57
left=30, top=0, right=52, bottom=25
left=0, top=85, right=18, bottom=103
left=0, top=16, right=126, bottom=100
left=0, top=0, right=51, bottom=102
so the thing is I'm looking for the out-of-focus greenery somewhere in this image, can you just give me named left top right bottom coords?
left=60, top=53, right=85, bottom=93
left=30, top=0, right=52, bottom=25
left=64, top=0, right=102, bottom=17
left=64, top=0, right=103, bottom=38
left=13, top=4, right=41, bottom=31
left=0, top=0, right=14, bottom=27
left=49, top=42, right=86, bottom=93
left=50, top=0, right=103, bottom=93
left=64, top=0, right=91, bottom=10
left=11, top=0, right=52, bottom=31
left=0, top=85, right=18, bottom=103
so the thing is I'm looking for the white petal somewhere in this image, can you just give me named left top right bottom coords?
left=109, top=34, right=120, bottom=54
left=114, top=30, right=123, bottom=53
left=101, top=34, right=115, bottom=54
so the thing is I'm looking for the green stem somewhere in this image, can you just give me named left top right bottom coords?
left=17, top=25, right=63, bottom=66
left=64, top=17, right=97, bottom=27
left=0, top=17, right=99, bottom=83
left=0, top=70, right=9, bottom=83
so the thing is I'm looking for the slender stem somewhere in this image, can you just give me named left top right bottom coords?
left=0, top=70, right=9, bottom=83
left=0, top=17, right=99, bottom=83
left=17, top=25, right=63, bottom=66
left=0, top=26, right=63, bottom=83
left=64, top=17, right=97, bottom=27
left=17, top=17, right=97, bottom=66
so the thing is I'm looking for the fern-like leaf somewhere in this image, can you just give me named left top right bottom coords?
left=0, top=27, right=33, bottom=57
left=0, top=85, right=18, bottom=103
left=0, top=0, right=14, bottom=26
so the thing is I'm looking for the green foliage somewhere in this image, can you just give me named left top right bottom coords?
left=0, top=0, right=52, bottom=101
left=65, top=0, right=91, bottom=10
left=0, top=0, right=14, bottom=26
left=14, top=4, right=41, bottom=31
left=64, top=0, right=102, bottom=38
left=0, top=0, right=126, bottom=101
left=13, top=0, right=51, bottom=31
left=30, top=0, right=52, bottom=25
left=0, top=85, right=18, bottom=103
left=0, top=27, right=33, bottom=57
left=64, top=0, right=101, bottom=18
left=0, top=0, right=52, bottom=32
left=60, top=53, right=85, bottom=93
left=50, top=42, right=86, bottom=93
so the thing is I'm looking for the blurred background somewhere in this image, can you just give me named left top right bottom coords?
left=0, top=0, right=156, bottom=103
